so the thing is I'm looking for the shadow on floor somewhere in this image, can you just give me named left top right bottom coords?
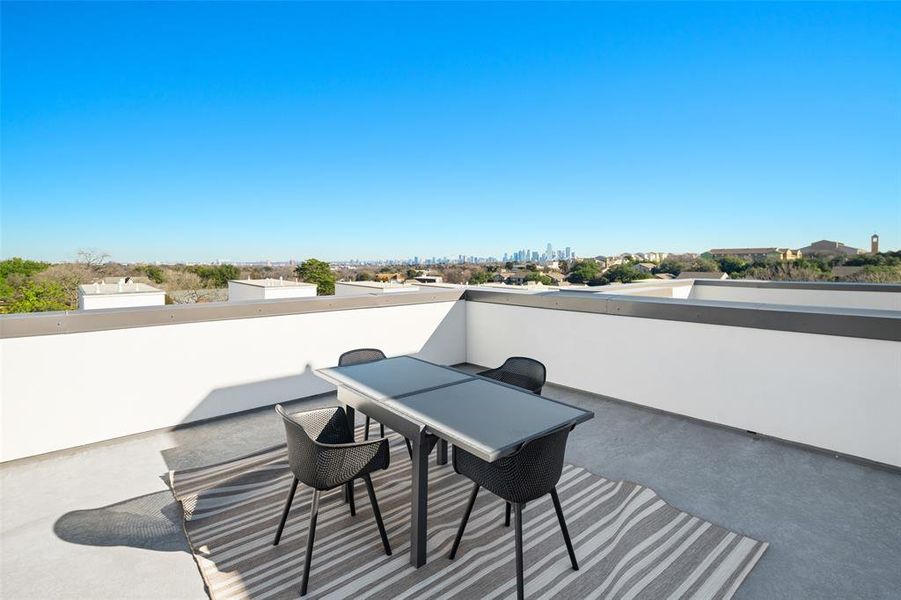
left=53, top=490, right=188, bottom=552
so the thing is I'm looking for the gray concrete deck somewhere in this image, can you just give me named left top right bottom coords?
left=2, top=366, right=900, bottom=599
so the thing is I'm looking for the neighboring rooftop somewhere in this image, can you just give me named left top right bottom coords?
left=334, top=280, right=420, bottom=295
left=76, top=279, right=166, bottom=310
left=676, top=271, right=729, bottom=280
left=77, top=281, right=163, bottom=295
left=228, top=277, right=314, bottom=289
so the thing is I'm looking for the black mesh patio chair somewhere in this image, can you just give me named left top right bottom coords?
left=477, top=356, right=547, bottom=395
left=448, top=425, right=578, bottom=600
left=338, top=349, right=388, bottom=440
left=272, top=404, right=391, bottom=596
left=338, top=348, right=416, bottom=459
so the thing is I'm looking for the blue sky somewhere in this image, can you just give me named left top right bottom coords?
left=2, top=2, right=898, bottom=262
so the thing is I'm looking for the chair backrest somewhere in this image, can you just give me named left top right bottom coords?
left=495, top=356, right=547, bottom=394
left=275, top=404, right=352, bottom=489
left=338, top=348, right=387, bottom=367
left=454, top=425, right=571, bottom=503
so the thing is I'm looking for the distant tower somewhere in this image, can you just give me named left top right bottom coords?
left=871, top=234, right=879, bottom=253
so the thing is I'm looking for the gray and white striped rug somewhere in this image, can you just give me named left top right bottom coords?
left=168, top=429, right=767, bottom=599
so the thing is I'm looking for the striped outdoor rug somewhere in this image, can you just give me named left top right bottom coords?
left=168, top=428, right=767, bottom=600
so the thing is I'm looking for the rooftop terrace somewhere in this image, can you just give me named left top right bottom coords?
left=2, top=279, right=899, bottom=599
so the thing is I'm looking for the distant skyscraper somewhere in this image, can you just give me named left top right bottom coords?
left=565, top=246, right=571, bottom=259
left=546, top=243, right=553, bottom=257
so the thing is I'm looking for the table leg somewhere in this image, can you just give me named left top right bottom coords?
left=345, top=405, right=356, bottom=439
left=410, top=429, right=429, bottom=567
left=436, top=439, right=448, bottom=465
left=344, top=405, right=356, bottom=505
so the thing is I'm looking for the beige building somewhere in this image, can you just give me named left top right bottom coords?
left=798, top=240, right=863, bottom=257
left=708, top=247, right=801, bottom=262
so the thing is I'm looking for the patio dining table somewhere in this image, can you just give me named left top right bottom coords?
left=316, top=355, right=594, bottom=567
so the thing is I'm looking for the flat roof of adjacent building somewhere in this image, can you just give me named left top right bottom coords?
left=338, top=281, right=418, bottom=289
left=77, top=282, right=164, bottom=295
left=229, top=278, right=316, bottom=289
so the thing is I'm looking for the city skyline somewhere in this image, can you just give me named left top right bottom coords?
left=21, top=232, right=884, bottom=268
left=2, top=2, right=899, bottom=262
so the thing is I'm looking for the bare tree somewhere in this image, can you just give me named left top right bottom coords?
left=76, top=249, right=111, bottom=273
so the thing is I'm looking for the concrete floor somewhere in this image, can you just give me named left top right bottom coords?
left=2, top=367, right=900, bottom=599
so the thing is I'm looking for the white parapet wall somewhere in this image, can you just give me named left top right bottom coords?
left=688, top=280, right=901, bottom=310
left=0, top=297, right=465, bottom=461
left=466, top=299, right=901, bottom=468
left=335, top=281, right=420, bottom=296
left=77, top=281, right=166, bottom=310
left=228, top=278, right=317, bottom=301
left=3, top=282, right=899, bottom=466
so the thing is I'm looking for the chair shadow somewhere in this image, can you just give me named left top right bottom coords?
left=53, top=490, right=189, bottom=552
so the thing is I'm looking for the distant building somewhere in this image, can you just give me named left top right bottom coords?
left=708, top=248, right=801, bottom=262
left=227, top=278, right=316, bottom=302
left=634, top=262, right=656, bottom=273
left=798, top=240, right=863, bottom=257
left=77, top=279, right=166, bottom=310
left=411, top=275, right=443, bottom=284
left=654, top=273, right=676, bottom=280
left=676, top=271, right=729, bottom=280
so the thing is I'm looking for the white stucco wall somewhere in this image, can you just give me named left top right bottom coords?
left=335, top=282, right=420, bottom=296
left=227, top=281, right=317, bottom=301
left=688, top=284, right=901, bottom=310
left=0, top=300, right=465, bottom=461
left=78, top=291, right=166, bottom=310
left=467, top=302, right=901, bottom=467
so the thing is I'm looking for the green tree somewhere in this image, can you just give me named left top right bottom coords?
left=716, top=256, right=749, bottom=275
left=0, top=257, right=50, bottom=280
left=192, top=264, right=240, bottom=287
left=405, top=268, right=419, bottom=279
left=142, top=264, right=165, bottom=284
left=296, top=259, right=336, bottom=295
left=355, top=271, right=374, bottom=281
left=2, top=280, right=69, bottom=313
left=654, top=258, right=688, bottom=276
left=469, top=270, right=492, bottom=285
left=504, top=261, right=514, bottom=270
left=846, top=265, right=901, bottom=283
left=603, top=263, right=652, bottom=284
left=566, top=260, right=601, bottom=284
left=690, top=258, right=720, bottom=272
left=524, top=271, right=553, bottom=285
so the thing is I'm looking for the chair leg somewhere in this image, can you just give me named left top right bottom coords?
left=363, top=474, right=392, bottom=555
left=405, top=439, right=413, bottom=460
left=380, top=423, right=385, bottom=438
left=364, top=415, right=371, bottom=441
left=550, top=487, right=579, bottom=570
left=300, top=489, right=321, bottom=596
left=348, top=479, right=356, bottom=516
left=449, top=482, right=480, bottom=559
left=505, top=501, right=512, bottom=527
left=273, top=477, right=299, bottom=545
left=514, top=502, right=525, bottom=600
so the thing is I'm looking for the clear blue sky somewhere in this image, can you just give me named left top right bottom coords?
left=2, top=2, right=898, bottom=263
